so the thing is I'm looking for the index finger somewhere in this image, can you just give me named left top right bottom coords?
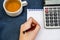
left=32, top=18, right=40, bottom=26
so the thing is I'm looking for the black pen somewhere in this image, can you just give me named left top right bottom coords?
left=23, top=23, right=36, bottom=34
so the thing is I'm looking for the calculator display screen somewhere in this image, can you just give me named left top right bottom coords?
left=45, top=0, right=60, bottom=5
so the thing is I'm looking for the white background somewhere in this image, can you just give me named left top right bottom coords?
left=27, top=9, right=60, bottom=40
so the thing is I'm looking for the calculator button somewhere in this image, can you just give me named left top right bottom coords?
left=50, top=23, right=53, bottom=26
left=49, top=8, right=52, bottom=10
left=50, top=17, right=53, bottom=19
left=45, top=14, right=49, bottom=16
left=46, top=23, right=49, bottom=26
left=49, top=8, right=52, bottom=9
left=53, top=8, right=56, bottom=9
left=54, top=19, right=57, bottom=22
left=54, top=13, right=57, bottom=16
left=46, top=17, right=49, bottom=19
left=49, top=11, right=52, bottom=13
left=46, top=20, right=49, bottom=23
left=54, top=23, right=58, bottom=26
left=49, top=10, right=52, bottom=14
left=45, top=8, right=48, bottom=13
left=54, top=22, right=58, bottom=24
left=58, top=8, right=60, bottom=9
left=50, top=13, right=53, bottom=16
left=54, top=17, right=57, bottom=19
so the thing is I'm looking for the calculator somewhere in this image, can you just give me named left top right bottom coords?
left=44, top=6, right=60, bottom=29
left=44, top=0, right=60, bottom=29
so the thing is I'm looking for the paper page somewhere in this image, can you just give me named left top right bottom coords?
left=27, top=9, right=60, bottom=40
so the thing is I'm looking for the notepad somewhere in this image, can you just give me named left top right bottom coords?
left=27, top=9, right=60, bottom=40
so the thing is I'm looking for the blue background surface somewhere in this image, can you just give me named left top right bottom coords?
left=0, top=0, right=43, bottom=40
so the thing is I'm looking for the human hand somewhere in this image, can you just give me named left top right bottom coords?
left=19, top=17, right=40, bottom=40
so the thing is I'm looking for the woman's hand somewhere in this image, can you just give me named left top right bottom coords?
left=19, top=17, right=40, bottom=40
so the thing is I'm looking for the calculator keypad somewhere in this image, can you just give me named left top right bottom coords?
left=44, top=7, right=60, bottom=28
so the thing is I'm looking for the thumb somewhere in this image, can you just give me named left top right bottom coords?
left=20, top=17, right=33, bottom=32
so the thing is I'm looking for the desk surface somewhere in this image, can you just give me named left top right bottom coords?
left=0, top=0, right=43, bottom=40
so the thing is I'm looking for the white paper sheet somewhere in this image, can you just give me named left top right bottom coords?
left=27, top=9, right=60, bottom=40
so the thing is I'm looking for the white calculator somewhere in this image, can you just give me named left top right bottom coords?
left=44, top=0, right=60, bottom=29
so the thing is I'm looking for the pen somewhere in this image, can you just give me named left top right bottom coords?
left=23, top=23, right=36, bottom=34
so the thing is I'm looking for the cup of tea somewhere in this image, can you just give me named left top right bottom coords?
left=3, top=0, right=28, bottom=17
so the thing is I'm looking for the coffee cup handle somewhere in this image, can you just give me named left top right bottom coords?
left=22, top=1, right=28, bottom=7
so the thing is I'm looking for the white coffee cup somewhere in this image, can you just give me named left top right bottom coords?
left=3, top=0, right=28, bottom=17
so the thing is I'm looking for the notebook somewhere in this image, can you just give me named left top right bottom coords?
left=27, top=9, right=60, bottom=40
